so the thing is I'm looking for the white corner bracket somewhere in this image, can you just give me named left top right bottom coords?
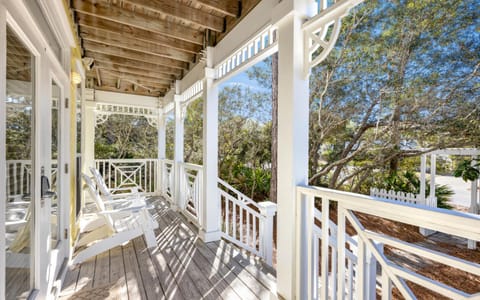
left=303, top=0, right=364, bottom=78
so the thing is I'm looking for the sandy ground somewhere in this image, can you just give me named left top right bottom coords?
left=433, top=175, right=476, bottom=207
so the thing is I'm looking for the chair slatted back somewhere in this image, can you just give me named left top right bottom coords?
left=82, top=173, right=115, bottom=232
left=89, top=167, right=112, bottom=199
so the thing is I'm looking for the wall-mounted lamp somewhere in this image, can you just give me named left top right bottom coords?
left=72, top=71, right=82, bottom=85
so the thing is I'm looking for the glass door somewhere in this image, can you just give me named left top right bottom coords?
left=50, top=80, right=60, bottom=249
left=4, top=25, right=35, bottom=299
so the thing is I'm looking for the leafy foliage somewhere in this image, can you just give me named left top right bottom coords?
left=95, top=114, right=158, bottom=159
left=453, top=159, right=480, bottom=182
left=378, top=171, right=453, bottom=209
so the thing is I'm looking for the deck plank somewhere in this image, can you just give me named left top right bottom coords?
left=122, top=241, right=147, bottom=299
left=93, top=250, right=110, bottom=287
left=60, top=197, right=278, bottom=300
left=132, top=237, right=164, bottom=299
left=61, top=265, right=80, bottom=295
left=109, top=247, right=128, bottom=297
left=158, top=219, right=223, bottom=300
left=160, top=208, right=260, bottom=300
left=75, top=257, right=96, bottom=292
left=153, top=216, right=204, bottom=300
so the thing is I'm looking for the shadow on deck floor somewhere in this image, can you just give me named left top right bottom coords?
left=60, top=197, right=277, bottom=300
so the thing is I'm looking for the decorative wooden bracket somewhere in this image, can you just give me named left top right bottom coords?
left=94, top=103, right=159, bottom=127
left=303, top=0, right=364, bottom=78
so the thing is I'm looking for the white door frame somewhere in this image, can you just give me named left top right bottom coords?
left=0, top=0, right=71, bottom=298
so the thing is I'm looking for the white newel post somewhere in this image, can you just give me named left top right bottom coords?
left=200, top=48, right=221, bottom=242
left=419, top=154, right=429, bottom=235
left=157, top=108, right=166, bottom=195
left=174, top=84, right=184, bottom=210
left=468, top=157, right=478, bottom=249
left=275, top=1, right=312, bottom=298
left=81, top=92, right=96, bottom=176
left=297, top=193, right=315, bottom=300
left=258, top=201, right=277, bottom=266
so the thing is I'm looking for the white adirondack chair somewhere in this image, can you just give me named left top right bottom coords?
left=89, top=167, right=144, bottom=202
left=72, top=174, right=158, bottom=265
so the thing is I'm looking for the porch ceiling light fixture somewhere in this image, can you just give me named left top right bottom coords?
left=72, top=71, right=82, bottom=85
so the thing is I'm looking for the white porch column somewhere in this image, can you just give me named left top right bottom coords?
left=200, top=48, right=221, bottom=242
left=174, top=84, right=185, bottom=209
left=157, top=108, right=166, bottom=194
left=275, top=1, right=313, bottom=298
left=81, top=92, right=96, bottom=175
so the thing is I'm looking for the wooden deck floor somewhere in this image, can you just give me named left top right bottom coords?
left=60, top=197, right=278, bottom=300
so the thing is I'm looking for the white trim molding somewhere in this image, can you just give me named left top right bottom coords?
left=303, top=0, right=364, bottom=77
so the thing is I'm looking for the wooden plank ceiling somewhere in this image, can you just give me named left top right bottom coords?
left=72, top=0, right=262, bottom=97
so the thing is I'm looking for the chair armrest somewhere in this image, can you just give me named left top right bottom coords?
left=99, top=205, right=146, bottom=215
left=110, top=187, right=139, bottom=194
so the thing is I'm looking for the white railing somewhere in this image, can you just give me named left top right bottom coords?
left=218, top=179, right=277, bottom=265
left=297, top=185, right=480, bottom=300
left=161, top=159, right=175, bottom=201
left=95, top=159, right=158, bottom=195
left=370, top=188, right=424, bottom=205
left=6, top=160, right=32, bottom=198
left=6, top=160, right=57, bottom=198
left=178, top=162, right=203, bottom=226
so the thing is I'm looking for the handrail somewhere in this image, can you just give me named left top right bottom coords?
left=218, top=178, right=258, bottom=207
left=297, top=185, right=480, bottom=300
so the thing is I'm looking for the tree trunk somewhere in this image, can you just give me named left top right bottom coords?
left=270, top=52, right=278, bottom=203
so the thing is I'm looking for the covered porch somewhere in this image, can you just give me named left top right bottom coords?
left=1, top=0, right=480, bottom=299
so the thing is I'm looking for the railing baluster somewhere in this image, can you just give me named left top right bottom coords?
left=381, top=269, right=392, bottom=300
left=239, top=205, right=243, bottom=243
left=337, top=204, right=346, bottom=299
left=233, top=202, right=237, bottom=240
left=348, top=260, right=354, bottom=300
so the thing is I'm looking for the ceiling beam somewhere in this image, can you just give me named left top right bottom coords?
left=93, top=60, right=175, bottom=81
left=73, top=0, right=204, bottom=45
left=77, top=14, right=202, bottom=54
left=124, top=0, right=224, bottom=32
left=84, top=51, right=183, bottom=77
left=83, top=41, right=188, bottom=70
left=93, top=73, right=169, bottom=90
left=93, top=83, right=165, bottom=97
left=96, top=68, right=173, bottom=86
left=194, top=0, right=239, bottom=17
left=80, top=27, right=194, bottom=62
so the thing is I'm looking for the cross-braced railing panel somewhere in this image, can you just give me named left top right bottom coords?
left=297, top=186, right=480, bottom=300
left=161, top=159, right=175, bottom=201
left=95, top=159, right=158, bottom=195
left=178, top=162, right=203, bottom=226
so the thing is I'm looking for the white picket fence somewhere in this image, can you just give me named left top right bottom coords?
left=218, top=179, right=276, bottom=266
left=297, top=185, right=480, bottom=300
left=95, top=159, right=158, bottom=195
